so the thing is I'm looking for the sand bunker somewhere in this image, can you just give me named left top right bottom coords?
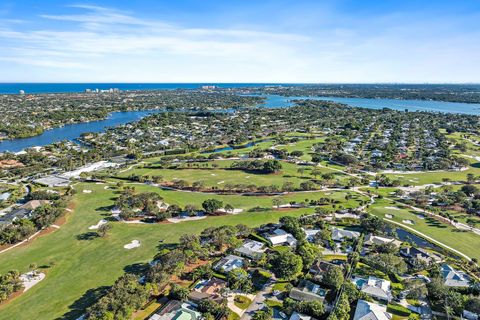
left=217, top=181, right=225, bottom=184
left=168, top=216, right=207, bottom=223
left=82, top=190, right=92, bottom=194
left=403, top=219, right=414, bottom=225
left=385, top=214, right=394, bottom=219
left=124, top=240, right=141, bottom=249
left=385, top=206, right=400, bottom=210
left=88, top=219, right=108, bottom=230
left=217, top=208, right=244, bottom=214
left=20, top=271, right=45, bottom=292
left=417, top=214, right=425, bottom=219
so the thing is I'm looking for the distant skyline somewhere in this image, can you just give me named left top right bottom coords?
left=0, top=0, right=479, bottom=83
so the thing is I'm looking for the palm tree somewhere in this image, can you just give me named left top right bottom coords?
left=29, top=263, right=38, bottom=276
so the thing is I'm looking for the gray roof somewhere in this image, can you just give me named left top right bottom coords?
left=353, top=300, right=392, bottom=320
left=0, top=208, right=29, bottom=224
left=289, top=280, right=326, bottom=302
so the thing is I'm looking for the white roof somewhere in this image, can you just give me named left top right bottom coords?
left=332, top=227, right=360, bottom=241
left=364, top=234, right=400, bottom=246
left=441, top=264, right=470, bottom=287
left=304, top=229, right=320, bottom=238
left=235, top=240, right=266, bottom=258
left=214, top=254, right=245, bottom=272
left=289, top=312, right=312, bottom=320
left=353, top=300, right=392, bottom=320
left=367, top=276, right=391, bottom=292
left=353, top=276, right=392, bottom=301
left=267, top=229, right=297, bottom=246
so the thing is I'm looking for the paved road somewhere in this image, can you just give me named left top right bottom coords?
left=241, top=281, right=275, bottom=320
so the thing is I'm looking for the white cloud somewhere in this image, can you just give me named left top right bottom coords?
left=0, top=4, right=310, bottom=75
left=0, top=3, right=479, bottom=82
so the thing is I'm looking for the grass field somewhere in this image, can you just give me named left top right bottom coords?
left=368, top=198, right=480, bottom=261
left=0, top=182, right=364, bottom=320
left=116, top=159, right=344, bottom=189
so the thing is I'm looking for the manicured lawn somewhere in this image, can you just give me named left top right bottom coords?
left=265, top=299, right=283, bottom=308
left=123, top=182, right=367, bottom=211
left=272, top=281, right=291, bottom=292
left=368, top=198, right=480, bottom=261
left=384, top=159, right=480, bottom=186
left=0, top=182, right=363, bottom=320
left=116, top=159, right=343, bottom=188
left=234, top=295, right=252, bottom=309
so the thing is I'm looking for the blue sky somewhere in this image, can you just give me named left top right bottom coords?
left=0, top=0, right=479, bottom=83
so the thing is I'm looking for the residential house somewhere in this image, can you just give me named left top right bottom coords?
left=463, top=310, right=479, bottom=320
left=353, top=300, right=392, bottom=320
left=214, top=255, right=245, bottom=273
left=364, top=234, right=402, bottom=247
left=0, top=199, right=50, bottom=225
left=371, top=150, right=383, bottom=158
left=331, top=227, right=360, bottom=242
left=303, top=229, right=321, bottom=243
left=264, top=228, right=297, bottom=247
left=188, top=278, right=227, bottom=303
left=0, top=192, right=11, bottom=201
left=289, top=312, right=312, bottom=320
left=149, top=300, right=201, bottom=320
left=309, top=260, right=345, bottom=281
left=400, top=247, right=441, bottom=264
left=352, top=276, right=393, bottom=303
left=289, top=280, right=327, bottom=303
left=441, top=264, right=470, bottom=288
left=235, top=240, right=266, bottom=260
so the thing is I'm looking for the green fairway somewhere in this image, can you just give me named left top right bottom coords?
left=116, top=159, right=343, bottom=188
left=0, top=183, right=363, bottom=320
left=368, top=198, right=480, bottom=261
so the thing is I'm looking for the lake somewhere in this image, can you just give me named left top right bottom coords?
left=257, top=94, right=480, bottom=115
left=1, top=92, right=480, bottom=153
left=0, top=110, right=158, bottom=153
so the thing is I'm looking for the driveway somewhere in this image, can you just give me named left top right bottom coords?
left=240, top=280, right=275, bottom=320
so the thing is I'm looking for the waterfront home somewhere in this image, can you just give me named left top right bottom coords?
left=289, top=280, right=327, bottom=303
left=441, top=264, right=470, bottom=287
left=364, top=233, right=402, bottom=247
left=400, top=247, right=441, bottom=264
left=214, top=254, right=245, bottom=273
left=353, top=300, right=392, bottom=320
left=235, top=240, right=266, bottom=260
left=352, top=276, right=393, bottom=303
left=264, top=228, right=297, bottom=247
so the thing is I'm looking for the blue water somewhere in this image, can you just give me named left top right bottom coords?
left=0, top=83, right=290, bottom=94
left=256, top=95, right=480, bottom=115
left=0, top=110, right=157, bottom=152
